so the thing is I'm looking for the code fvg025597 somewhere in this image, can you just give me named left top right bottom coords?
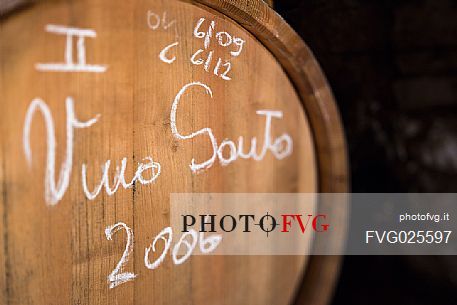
left=366, top=230, right=452, bottom=244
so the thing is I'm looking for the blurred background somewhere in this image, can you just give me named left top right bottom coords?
left=275, top=1, right=457, bottom=304
left=1, top=0, right=455, bottom=304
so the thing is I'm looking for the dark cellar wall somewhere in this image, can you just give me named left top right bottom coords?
left=275, top=1, right=457, bottom=305
left=276, top=0, right=457, bottom=193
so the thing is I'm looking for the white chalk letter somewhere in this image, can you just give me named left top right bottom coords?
left=23, top=97, right=99, bottom=205
left=35, top=24, right=107, bottom=73
left=170, top=82, right=218, bottom=172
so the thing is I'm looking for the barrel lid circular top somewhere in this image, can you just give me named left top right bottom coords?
left=0, top=1, right=347, bottom=305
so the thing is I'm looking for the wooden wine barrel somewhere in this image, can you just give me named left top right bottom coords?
left=0, top=1, right=348, bottom=305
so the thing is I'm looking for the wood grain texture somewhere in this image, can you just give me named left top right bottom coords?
left=0, top=0, right=27, bottom=16
left=0, top=0, right=347, bottom=305
left=193, top=1, right=348, bottom=305
left=263, top=0, right=273, bottom=8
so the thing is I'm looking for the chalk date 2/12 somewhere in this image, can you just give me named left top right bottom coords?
left=105, top=222, right=222, bottom=289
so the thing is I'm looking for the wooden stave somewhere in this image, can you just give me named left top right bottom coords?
left=191, top=1, right=349, bottom=305
left=0, top=1, right=349, bottom=304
